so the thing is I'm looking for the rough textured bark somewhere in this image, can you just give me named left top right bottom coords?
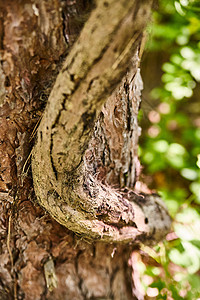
left=32, top=0, right=170, bottom=243
left=0, top=0, right=171, bottom=299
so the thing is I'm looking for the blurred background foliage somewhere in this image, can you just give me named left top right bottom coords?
left=139, top=0, right=200, bottom=298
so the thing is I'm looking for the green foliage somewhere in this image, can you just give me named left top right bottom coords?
left=139, top=0, right=200, bottom=298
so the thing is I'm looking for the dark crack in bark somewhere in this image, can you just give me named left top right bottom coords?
left=32, top=0, right=171, bottom=244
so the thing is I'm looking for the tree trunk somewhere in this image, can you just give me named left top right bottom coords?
left=0, top=1, right=171, bottom=299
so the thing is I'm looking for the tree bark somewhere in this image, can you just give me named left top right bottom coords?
left=0, top=1, right=171, bottom=299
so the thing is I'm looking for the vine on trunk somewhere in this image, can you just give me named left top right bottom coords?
left=32, top=0, right=171, bottom=244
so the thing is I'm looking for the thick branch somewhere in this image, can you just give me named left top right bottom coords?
left=32, top=0, right=171, bottom=244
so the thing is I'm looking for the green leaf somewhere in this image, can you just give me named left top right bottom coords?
left=190, top=240, right=200, bottom=249
left=190, top=182, right=200, bottom=202
left=196, top=154, right=200, bottom=168
left=150, top=279, right=165, bottom=292
left=181, top=46, right=195, bottom=59
left=153, top=140, right=169, bottom=153
left=180, top=168, right=198, bottom=180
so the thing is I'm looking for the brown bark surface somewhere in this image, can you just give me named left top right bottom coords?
left=0, top=1, right=170, bottom=299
